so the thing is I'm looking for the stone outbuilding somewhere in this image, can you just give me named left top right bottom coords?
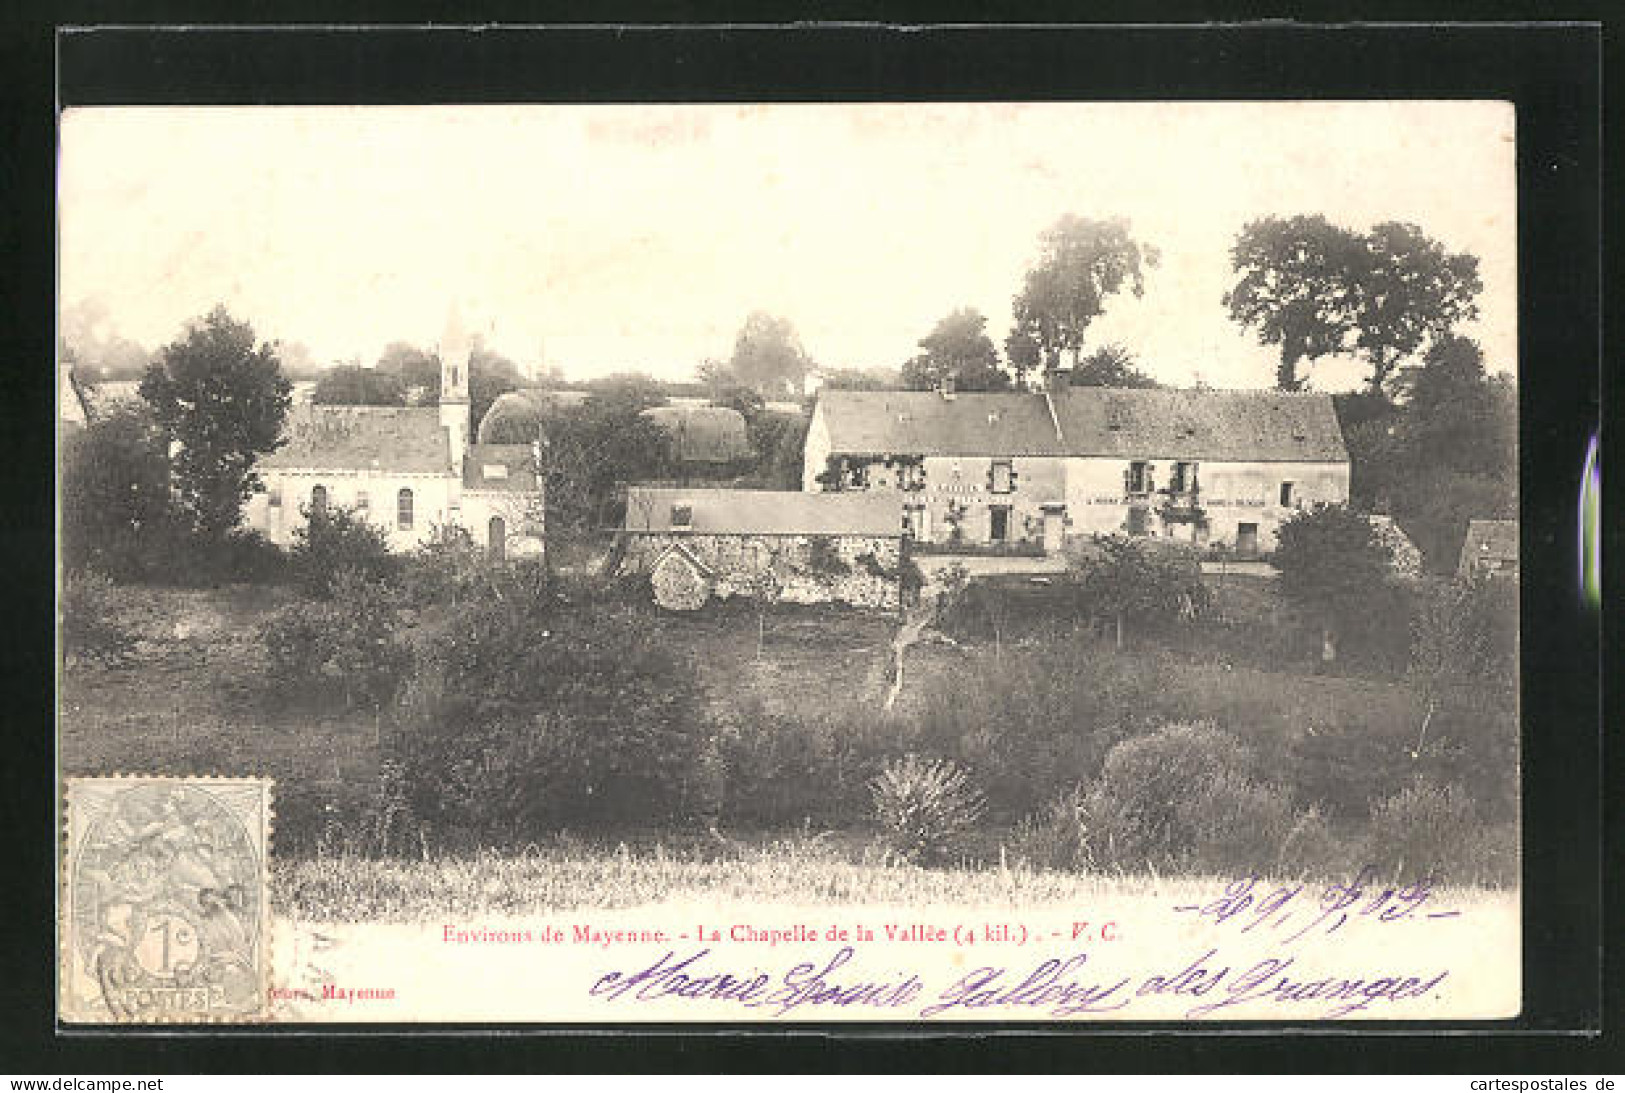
left=1457, top=518, right=1518, bottom=581
left=617, top=487, right=907, bottom=612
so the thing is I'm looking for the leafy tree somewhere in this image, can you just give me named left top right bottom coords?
left=729, top=312, right=812, bottom=398
left=1352, top=222, right=1483, bottom=393
left=1395, top=335, right=1514, bottom=474
left=542, top=391, right=674, bottom=533
left=312, top=365, right=407, bottom=406
left=260, top=570, right=412, bottom=713
left=1068, top=343, right=1159, bottom=388
left=60, top=405, right=176, bottom=579
left=290, top=504, right=397, bottom=597
left=1223, top=214, right=1366, bottom=391
left=1072, top=536, right=1208, bottom=649
left=1224, top=216, right=1481, bottom=392
left=816, top=366, right=900, bottom=391
left=1008, top=215, right=1159, bottom=380
left=375, top=336, right=522, bottom=422
left=139, top=306, right=292, bottom=540
left=1273, top=505, right=1393, bottom=663
left=375, top=342, right=440, bottom=393
left=392, top=590, right=722, bottom=837
left=901, top=307, right=1010, bottom=391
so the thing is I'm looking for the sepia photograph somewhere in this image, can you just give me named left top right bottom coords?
left=56, top=99, right=1522, bottom=1024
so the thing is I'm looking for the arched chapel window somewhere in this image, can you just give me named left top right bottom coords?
left=310, top=484, right=327, bottom=514
left=397, top=488, right=414, bottom=530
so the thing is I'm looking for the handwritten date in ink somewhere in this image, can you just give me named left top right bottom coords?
left=1172, top=867, right=1461, bottom=942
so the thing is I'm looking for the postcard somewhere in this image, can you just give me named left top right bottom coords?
left=57, top=100, right=1520, bottom=1024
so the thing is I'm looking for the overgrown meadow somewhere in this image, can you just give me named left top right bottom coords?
left=59, top=509, right=1518, bottom=920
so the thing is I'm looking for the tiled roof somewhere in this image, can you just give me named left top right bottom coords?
left=815, top=387, right=1349, bottom=462
left=640, top=405, right=753, bottom=464
left=624, top=487, right=903, bottom=536
left=1458, top=519, right=1518, bottom=568
left=261, top=405, right=451, bottom=474
left=463, top=443, right=539, bottom=492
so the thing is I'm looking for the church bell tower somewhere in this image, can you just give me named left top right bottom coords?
left=439, top=304, right=471, bottom=477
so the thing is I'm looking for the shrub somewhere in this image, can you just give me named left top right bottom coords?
left=1273, top=505, right=1393, bottom=664
left=401, top=525, right=489, bottom=606
left=1008, top=786, right=1091, bottom=872
left=391, top=588, right=721, bottom=842
left=291, top=504, right=396, bottom=597
left=60, top=570, right=139, bottom=665
left=869, top=754, right=986, bottom=865
left=1070, top=536, right=1210, bottom=648
left=1079, top=722, right=1300, bottom=874
left=260, top=570, right=412, bottom=711
left=1364, top=780, right=1511, bottom=886
left=910, top=634, right=1152, bottom=819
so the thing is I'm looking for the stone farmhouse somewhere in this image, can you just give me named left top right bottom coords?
left=244, top=313, right=544, bottom=560
left=802, top=385, right=1351, bottom=557
left=617, top=487, right=905, bottom=611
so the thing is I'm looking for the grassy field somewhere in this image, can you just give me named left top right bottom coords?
left=60, top=577, right=1415, bottom=789
left=275, top=834, right=1513, bottom=923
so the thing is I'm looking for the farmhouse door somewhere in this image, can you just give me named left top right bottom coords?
left=990, top=505, right=1011, bottom=542
left=1236, top=522, right=1259, bottom=558
left=488, top=516, right=506, bottom=561
left=1042, top=508, right=1065, bottom=554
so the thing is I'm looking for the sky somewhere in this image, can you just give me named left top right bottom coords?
left=58, top=102, right=1517, bottom=390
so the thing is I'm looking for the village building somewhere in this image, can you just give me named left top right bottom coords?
left=1457, top=518, right=1518, bottom=581
left=617, top=487, right=906, bottom=611
left=244, top=311, right=544, bottom=559
left=802, top=385, right=1351, bottom=557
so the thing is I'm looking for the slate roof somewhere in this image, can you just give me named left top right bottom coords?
left=261, top=405, right=451, bottom=474
left=814, top=387, right=1348, bottom=462
left=463, top=443, right=540, bottom=492
left=640, top=405, right=753, bottom=464
left=1458, top=519, right=1518, bottom=575
left=624, top=488, right=903, bottom=536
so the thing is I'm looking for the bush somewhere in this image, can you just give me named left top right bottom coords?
left=260, top=570, right=412, bottom=711
left=274, top=763, right=419, bottom=859
left=1079, top=722, right=1301, bottom=875
left=869, top=754, right=986, bottom=865
left=60, top=570, right=139, bottom=665
left=1365, top=780, right=1513, bottom=886
left=910, top=633, right=1152, bottom=819
left=391, top=588, right=721, bottom=843
left=291, top=504, right=396, bottom=597
left=401, top=526, right=490, bottom=607
left=1008, top=786, right=1091, bottom=872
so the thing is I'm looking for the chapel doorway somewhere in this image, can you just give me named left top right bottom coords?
left=488, top=515, right=506, bottom=561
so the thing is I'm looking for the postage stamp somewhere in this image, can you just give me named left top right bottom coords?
left=60, top=776, right=272, bottom=1024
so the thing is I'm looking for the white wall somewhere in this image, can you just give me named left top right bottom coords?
left=245, top=469, right=458, bottom=550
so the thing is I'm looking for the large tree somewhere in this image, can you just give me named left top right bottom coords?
left=139, top=306, right=292, bottom=540
left=1352, top=222, right=1483, bottom=393
left=901, top=307, right=1009, bottom=391
left=1273, top=504, right=1393, bottom=663
left=374, top=336, right=522, bottom=422
left=729, top=312, right=812, bottom=398
left=60, top=405, right=175, bottom=578
left=1007, top=215, right=1159, bottom=382
left=1224, top=215, right=1481, bottom=393
left=312, top=365, right=407, bottom=406
left=1223, top=214, right=1366, bottom=391
left=1068, top=343, right=1160, bottom=388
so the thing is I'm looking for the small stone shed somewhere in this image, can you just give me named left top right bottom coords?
left=618, top=487, right=907, bottom=612
left=1458, top=518, right=1518, bottom=581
